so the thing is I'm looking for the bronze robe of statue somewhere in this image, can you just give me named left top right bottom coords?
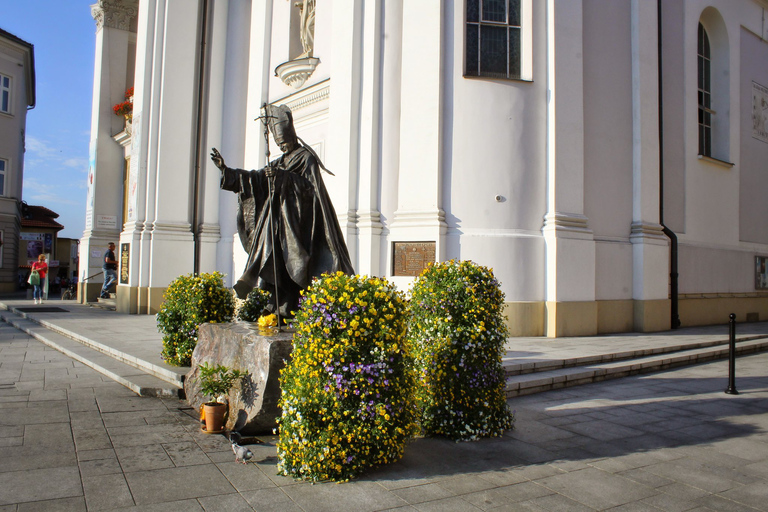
left=220, top=145, right=354, bottom=318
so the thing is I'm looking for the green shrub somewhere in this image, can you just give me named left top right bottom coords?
left=197, top=362, right=245, bottom=403
left=235, top=288, right=271, bottom=322
left=409, top=260, right=514, bottom=441
left=157, top=272, right=234, bottom=366
left=277, top=272, right=417, bottom=482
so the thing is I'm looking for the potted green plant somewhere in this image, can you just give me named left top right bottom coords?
left=197, top=362, right=245, bottom=433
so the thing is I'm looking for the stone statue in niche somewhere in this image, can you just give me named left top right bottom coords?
left=295, top=0, right=315, bottom=58
left=210, top=104, right=354, bottom=320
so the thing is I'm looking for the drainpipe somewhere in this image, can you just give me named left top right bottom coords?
left=658, top=0, right=681, bottom=328
left=192, top=0, right=210, bottom=275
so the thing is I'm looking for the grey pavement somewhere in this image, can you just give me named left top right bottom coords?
left=1, top=300, right=768, bottom=510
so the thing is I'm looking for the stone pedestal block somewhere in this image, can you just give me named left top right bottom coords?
left=184, top=323, right=294, bottom=434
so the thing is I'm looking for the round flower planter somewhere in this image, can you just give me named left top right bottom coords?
left=203, top=402, right=227, bottom=433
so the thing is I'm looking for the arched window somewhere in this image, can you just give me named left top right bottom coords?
left=696, top=9, right=730, bottom=164
left=697, top=22, right=712, bottom=156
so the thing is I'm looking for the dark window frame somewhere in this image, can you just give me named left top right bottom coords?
left=464, top=0, right=522, bottom=80
left=697, top=22, right=713, bottom=157
left=0, top=74, right=11, bottom=114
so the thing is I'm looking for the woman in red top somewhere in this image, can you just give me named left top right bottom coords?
left=31, top=254, right=47, bottom=304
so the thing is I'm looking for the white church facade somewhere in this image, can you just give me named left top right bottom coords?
left=81, top=0, right=768, bottom=337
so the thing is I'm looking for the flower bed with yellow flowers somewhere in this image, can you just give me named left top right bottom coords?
left=276, top=272, right=417, bottom=482
left=409, top=260, right=514, bottom=441
left=157, top=272, right=234, bottom=366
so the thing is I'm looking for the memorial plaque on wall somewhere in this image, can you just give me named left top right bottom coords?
left=393, top=242, right=436, bottom=277
left=120, top=243, right=130, bottom=284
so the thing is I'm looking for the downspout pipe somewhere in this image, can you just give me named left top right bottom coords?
left=658, top=0, right=681, bottom=328
left=192, top=0, right=210, bottom=275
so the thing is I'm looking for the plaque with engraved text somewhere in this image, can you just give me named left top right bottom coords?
left=120, top=243, right=130, bottom=284
left=393, top=242, right=436, bottom=277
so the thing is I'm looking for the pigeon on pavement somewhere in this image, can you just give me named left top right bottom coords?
left=230, top=432, right=253, bottom=464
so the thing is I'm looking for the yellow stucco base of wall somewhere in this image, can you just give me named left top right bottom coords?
left=0, top=282, right=17, bottom=294
left=116, top=285, right=139, bottom=314
left=116, top=286, right=167, bottom=315
left=504, top=299, right=672, bottom=337
left=78, top=282, right=102, bottom=304
left=679, top=295, right=768, bottom=326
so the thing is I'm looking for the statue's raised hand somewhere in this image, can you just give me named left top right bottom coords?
left=210, top=148, right=226, bottom=171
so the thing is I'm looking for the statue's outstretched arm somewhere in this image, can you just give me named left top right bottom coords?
left=210, top=148, right=226, bottom=172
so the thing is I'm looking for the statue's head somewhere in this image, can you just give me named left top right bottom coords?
left=266, top=104, right=298, bottom=154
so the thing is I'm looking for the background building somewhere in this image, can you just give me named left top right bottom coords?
left=17, top=203, right=77, bottom=293
left=0, top=28, right=35, bottom=294
left=82, top=0, right=768, bottom=337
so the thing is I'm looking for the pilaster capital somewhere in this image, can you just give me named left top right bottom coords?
left=91, top=0, right=138, bottom=32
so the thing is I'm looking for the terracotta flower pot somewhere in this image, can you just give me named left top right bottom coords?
left=203, top=402, right=227, bottom=432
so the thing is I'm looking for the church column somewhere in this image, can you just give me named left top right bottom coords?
left=79, top=0, right=138, bottom=303
left=142, top=0, right=203, bottom=313
left=542, top=0, right=597, bottom=336
left=356, top=0, right=384, bottom=276
left=389, top=0, right=447, bottom=286
left=196, top=0, right=231, bottom=275
left=629, top=0, right=670, bottom=331
left=327, top=0, right=363, bottom=267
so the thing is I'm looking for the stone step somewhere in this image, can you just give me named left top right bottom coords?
left=505, top=337, right=768, bottom=398
left=0, top=312, right=184, bottom=398
left=5, top=307, right=184, bottom=387
left=88, top=297, right=116, bottom=311
left=501, top=333, right=768, bottom=377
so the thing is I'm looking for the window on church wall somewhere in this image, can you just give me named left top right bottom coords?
left=696, top=9, right=731, bottom=165
left=697, top=22, right=713, bottom=157
left=465, top=0, right=522, bottom=80
left=0, top=74, right=11, bottom=114
left=0, top=158, right=6, bottom=196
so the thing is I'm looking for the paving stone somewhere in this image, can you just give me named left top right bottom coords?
left=73, top=428, right=111, bottom=451
left=215, top=461, right=277, bottom=493
left=78, top=457, right=123, bottom=478
left=617, top=468, right=676, bottom=488
left=463, top=482, right=553, bottom=510
left=412, top=495, right=483, bottom=511
left=391, top=483, right=455, bottom=504
left=82, top=473, right=134, bottom=511
left=197, top=493, right=255, bottom=512
left=124, top=465, right=236, bottom=505
left=111, top=499, right=204, bottom=511
left=535, top=468, right=657, bottom=510
left=0, top=467, right=82, bottom=506
left=23, top=423, right=75, bottom=451
left=0, top=404, right=70, bottom=425
left=16, top=496, right=87, bottom=511
left=240, top=488, right=301, bottom=512
left=282, top=480, right=408, bottom=512
left=521, top=493, right=594, bottom=511
left=720, top=481, right=768, bottom=511
left=692, top=493, right=761, bottom=512
left=115, top=444, right=175, bottom=473
left=76, top=448, right=117, bottom=462
left=643, top=459, right=743, bottom=493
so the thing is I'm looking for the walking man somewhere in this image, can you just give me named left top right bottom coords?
left=100, top=242, right=118, bottom=298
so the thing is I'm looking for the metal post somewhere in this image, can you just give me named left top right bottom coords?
left=725, top=313, right=739, bottom=395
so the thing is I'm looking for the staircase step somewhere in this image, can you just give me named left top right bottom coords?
left=0, top=312, right=183, bottom=398
left=502, top=334, right=768, bottom=377
left=89, top=298, right=116, bottom=311
left=505, top=337, right=768, bottom=397
left=5, top=308, right=183, bottom=387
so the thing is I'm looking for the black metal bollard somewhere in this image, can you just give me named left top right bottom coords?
left=724, top=313, right=739, bottom=395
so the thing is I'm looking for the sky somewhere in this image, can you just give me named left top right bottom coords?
left=2, top=1, right=96, bottom=238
